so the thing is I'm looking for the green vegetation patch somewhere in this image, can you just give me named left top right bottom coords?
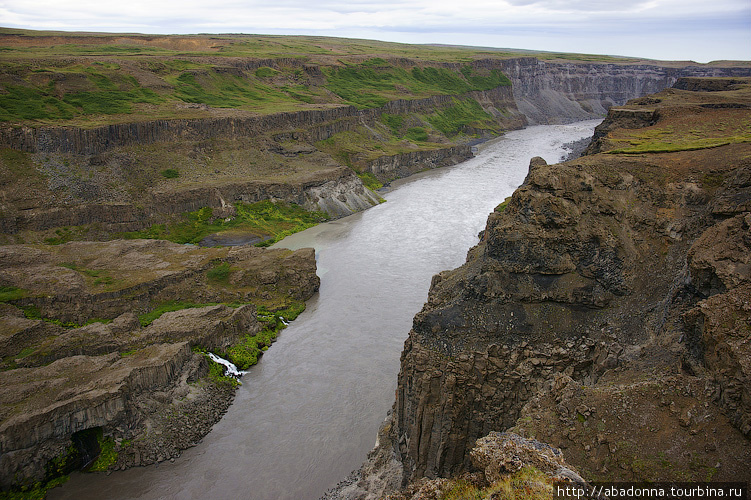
left=161, top=168, right=180, bottom=178
left=44, top=226, right=91, bottom=246
left=121, top=200, right=328, bottom=246
left=87, top=430, right=118, bottom=472
left=608, top=120, right=751, bottom=154
left=494, top=196, right=512, bottom=213
left=0, top=286, right=27, bottom=302
left=62, top=88, right=163, bottom=115
left=254, top=66, right=279, bottom=78
left=171, top=70, right=294, bottom=108
left=324, top=59, right=512, bottom=109
left=431, top=466, right=552, bottom=500
left=357, top=171, right=383, bottom=191
left=405, top=126, right=428, bottom=142
left=381, top=113, right=404, bottom=134
left=426, top=97, right=498, bottom=136
left=223, top=302, right=304, bottom=370
left=206, top=355, right=240, bottom=388
left=0, top=84, right=75, bottom=122
left=206, top=262, right=232, bottom=284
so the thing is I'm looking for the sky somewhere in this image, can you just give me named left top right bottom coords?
left=1, top=0, right=750, bottom=63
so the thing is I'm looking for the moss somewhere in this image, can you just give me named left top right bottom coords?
left=161, top=168, right=180, bottom=178
left=88, top=431, right=117, bottom=472
left=0, top=286, right=27, bottom=302
left=435, top=466, right=553, bottom=500
left=119, top=200, right=328, bottom=246
left=357, top=171, right=383, bottom=191
left=494, top=197, right=512, bottom=213
left=205, top=356, right=240, bottom=388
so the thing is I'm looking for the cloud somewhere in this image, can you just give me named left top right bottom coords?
left=0, top=0, right=749, bottom=61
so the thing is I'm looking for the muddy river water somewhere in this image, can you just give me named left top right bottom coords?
left=50, top=120, right=600, bottom=500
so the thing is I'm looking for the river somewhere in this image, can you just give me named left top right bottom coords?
left=49, top=120, right=600, bottom=500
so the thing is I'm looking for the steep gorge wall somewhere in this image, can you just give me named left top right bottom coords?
left=0, top=86, right=520, bottom=156
left=335, top=80, right=751, bottom=498
left=489, top=58, right=751, bottom=124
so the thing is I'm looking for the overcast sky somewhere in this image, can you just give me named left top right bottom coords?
left=2, top=0, right=750, bottom=63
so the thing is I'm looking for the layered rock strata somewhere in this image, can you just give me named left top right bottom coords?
left=494, top=58, right=751, bottom=124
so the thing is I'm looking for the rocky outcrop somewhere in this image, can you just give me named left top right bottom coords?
left=364, top=146, right=473, bottom=184
left=338, top=77, right=751, bottom=497
left=0, top=239, right=320, bottom=488
left=340, top=431, right=585, bottom=500
left=0, top=240, right=319, bottom=325
left=0, top=342, right=209, bottom=487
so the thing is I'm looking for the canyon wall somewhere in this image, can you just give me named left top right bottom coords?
left=492, top=58, right=751, bottom=124
left=2, top=58, right=749, bottom=239
left=329, top=78, right=751, bottom=499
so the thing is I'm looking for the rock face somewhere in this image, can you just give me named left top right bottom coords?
left=364, top=145, right=474, bottom=184
left=0, top=239, right=320, bottom=489
left=2, top=58, right=747, bottom=241
left=339, top=77, right=751, bottom=497
left=494, top=58, right=751, bottom=124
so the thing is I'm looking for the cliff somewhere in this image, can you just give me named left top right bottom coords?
left=334, top=77, right=751, bottom=498
left=0, top=239, right=320, bottom=489
left=2, top=50, right=748, bottom=243
left=494, top=58, right=751, bottom=125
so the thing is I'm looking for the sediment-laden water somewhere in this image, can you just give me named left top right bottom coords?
left=50, top=120, right=600, bottom=500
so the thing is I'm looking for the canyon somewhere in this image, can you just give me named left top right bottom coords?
left=1, top=30, right=750, bottom=497
left=330, top=77, right=751, bottom=499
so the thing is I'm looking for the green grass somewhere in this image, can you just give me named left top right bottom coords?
left=381, top=113, right=404, bottom=134
left=405, top=126, right=428, bottom=142
left=44, top=226, right=91, bottom=245
left=324, top=59, right=511, bottom=109
left=0, top=85, right=75, bottom=121
left=161, top=168, right=180, bottom=178
left=170, top=70, right=296, bottom=108
left=224, top=302, right=304, bottom=369
left=120, top=200, right=329, bottom=246
left=607, top=136, right=749, bottom=154
left=608, top=121, right=751, bottom=154
left=0, top=286, right=27, bottom=302
left=206, top=262, right=232, bottom=284
left=254, top=67, right=279, bottom=78
left=426, top=97, right=498, bottom=136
